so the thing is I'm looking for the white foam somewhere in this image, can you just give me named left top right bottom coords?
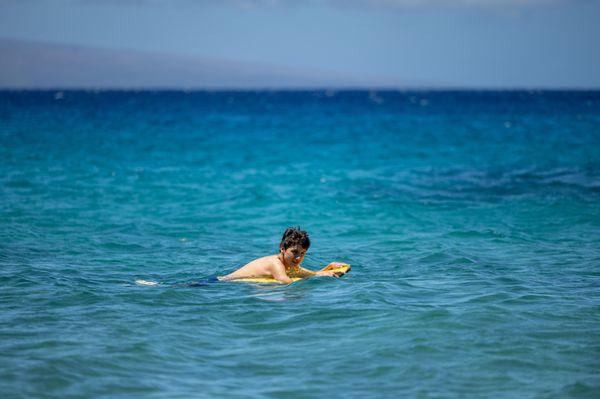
left=135, top=279, right=158, bottom=286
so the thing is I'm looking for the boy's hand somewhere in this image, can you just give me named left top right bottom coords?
left=320, top=262, right=351, bottom=277
left=324, top=262, right=348, bottom=269
left=315, top=270, right=340, bottom=278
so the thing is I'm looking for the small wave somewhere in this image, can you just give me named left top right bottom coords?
left=135, top=279, right=158, bottom=286
left=550, top=381, right=600, bottom=398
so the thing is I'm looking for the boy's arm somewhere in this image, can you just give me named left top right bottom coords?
left=293, top=267, right=317, bottom=278
left=270, top=262, right=293, bottom=284
left=297, top=266, right=339, bottom=278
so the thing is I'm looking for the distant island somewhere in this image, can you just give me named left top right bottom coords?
left=0, top=38, right=417, bottom=90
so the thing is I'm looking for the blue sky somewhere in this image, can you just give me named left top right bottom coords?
left=1, top=0, right=599, bottom=88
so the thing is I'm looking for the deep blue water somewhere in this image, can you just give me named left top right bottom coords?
left=1, top=90, right=599, bottom=398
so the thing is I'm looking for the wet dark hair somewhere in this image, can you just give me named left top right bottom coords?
left=280, top=227, right=310, bottom=250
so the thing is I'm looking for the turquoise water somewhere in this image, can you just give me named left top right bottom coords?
left=1, top=91, right=600, bottom=398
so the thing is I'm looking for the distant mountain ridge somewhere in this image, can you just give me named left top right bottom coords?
left=0, top=38, right=411, bottom=89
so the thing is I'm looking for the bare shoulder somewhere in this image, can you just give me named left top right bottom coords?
left=258, top=255, right=286, bottom=272
left=247, top=254, right=279, bottom=267
left=246, top=255, right=286, bottom=275
left=219, top=254, right=281, bottom=281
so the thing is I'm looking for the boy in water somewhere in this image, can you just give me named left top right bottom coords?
left=219, top=227, right=343, bottom=284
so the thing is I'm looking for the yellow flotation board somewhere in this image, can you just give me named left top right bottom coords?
left=232, top=262, right=351, bottom=284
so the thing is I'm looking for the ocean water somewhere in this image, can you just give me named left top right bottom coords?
left=1, top=90, right=599, bottom=398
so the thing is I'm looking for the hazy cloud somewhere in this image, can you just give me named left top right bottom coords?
left=202, top=0, right=575, bottom=9
left=0, top=0, right=576, bottom=8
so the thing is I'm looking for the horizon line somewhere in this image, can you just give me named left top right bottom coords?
left=1, top=87, right=599, bottom=92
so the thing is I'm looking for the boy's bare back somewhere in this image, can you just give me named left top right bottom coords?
left=218, top=255, right=290, bottom=283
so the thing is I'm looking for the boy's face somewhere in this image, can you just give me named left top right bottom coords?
left=280, top=245, right=307, bottom=267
